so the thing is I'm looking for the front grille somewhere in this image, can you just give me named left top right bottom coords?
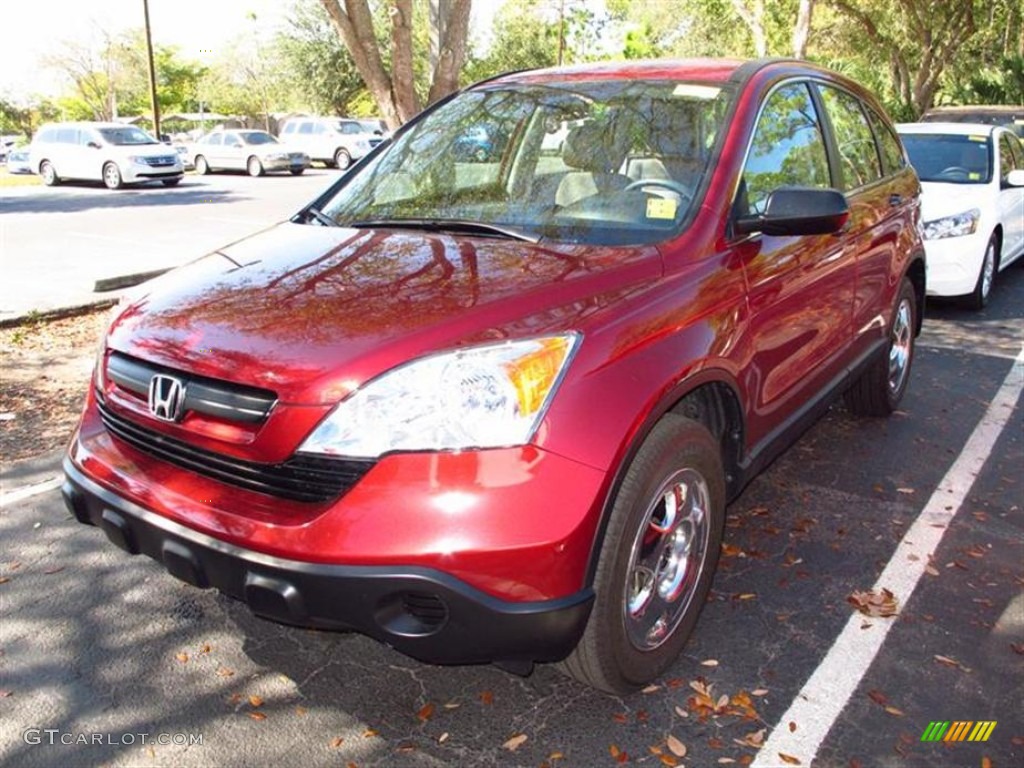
left=143, top=156, right=177, bottom=166
left=97, top=397, right=373, bottom=503
left=108, top=352, right=276, bottom=424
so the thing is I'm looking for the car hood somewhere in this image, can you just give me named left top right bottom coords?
left=107, top=223, right=661, bottom=404
left=919, top=181, right=994, bottom=222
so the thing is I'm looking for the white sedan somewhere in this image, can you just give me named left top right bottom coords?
left=190, top=129, right=310, bottom=177
left=897, top=122, right=1024, bottom=308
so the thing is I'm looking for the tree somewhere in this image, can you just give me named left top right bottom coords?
left=463, top=0, right=559, bottom=81
left=317, top=0, right=472, bottom=129
left=792, top=0, right=816, bottom=58
left=826, top=0, right=980, bottom=117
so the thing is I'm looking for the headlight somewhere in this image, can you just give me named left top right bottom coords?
left=298, top=334, right=580, bottom=458
left=127, top=155, right=147, bottom=164
left=267, top=153, right=288, bottom=161
left=923, top=209, right=979, bottom=240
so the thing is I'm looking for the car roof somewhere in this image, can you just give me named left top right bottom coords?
left=896, top=122, right=998, bottom=136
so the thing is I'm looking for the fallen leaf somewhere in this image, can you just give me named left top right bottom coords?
left=674, top=705, right=688, bottom=718
left=789, top=722, right=797, bottom=733
left=549, top=751, right=564, bottom=760
left=175, top=652, right=189, bottom=663
left=666, top=734, right=687, bottom=757
left=721, top=543, right=744, bottom=557
left=613, top=712, right=629, bottom=724
left=248, top=712, right=266, bottom=721
left=981, top=758, right=992, bottom=768
left=734, top=728, right=766, bottom=748
left=362, top=729, right=378, bottom=738
left=216, top=667, right=234, bottom=677
left=779, top=753, right=801, bottom=765
left=718, top=759, right=736, bottom=764
left=503, top=734, right=528, bottom=752
left=0, top=690, right=11, bottom=698
left=444, top=701, right=461, bottom=709
left=249, top=695, right=264, bottom=708
left=329, top=737, right=344, bottom=748
left=438, top=732, right=449, bottom=744
left=417, top=703, right=435, bottom=722
left=884, top=706, right=905, bottom=717
left=295, top=706, right=308, bottom=716
left=1011, top=643, right=1024, bottom=655
left=0, top=577, right=9, bottom=585
left=659, top=755, right=679, bottom=767
left=396, top=744, right=416, bottom=753
left=609, top=744, right=625, bottom=761
left=199, top=644, right=212, bottom=654
left=925, top=565, right=940, bottom=576
left=847, top=588, right=898, bottom=617
left=636, top=709, right=649, bottom=723
left=751, top=689, right=769, bottom=696
left=701, top=659, right=720, bottom=667
left=867, top=690, right=888, bottom=706
left=738, top=593, right=757, bottom=600
left=896, top=487, right=914, bottom=494
left=43, top=566, right=65, bottom=575
left=642, top=683, right=661, bottom=693
left=479, top=690, right=494, bottom=705
left=934, top=654, right=959, bottom=667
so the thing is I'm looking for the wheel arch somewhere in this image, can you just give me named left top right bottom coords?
left=904, top=253, right=926, bottom=336
left=583, top=369, right=747, bottom=587
left=991, top=225, right=1003, bottom=269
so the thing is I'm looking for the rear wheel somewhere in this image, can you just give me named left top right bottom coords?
left=247, top=156, right=264, bottom=177
left=334, top=148, right=351, bottom=170
left=559, top=414, right=725, bottom=693
left=194, top=155, right=210, bottom=175
left=845, top=277, right=916, bottom=416
left=103, top=162, right=123, bottom=190
left=40, top=161, right=59, bottom=186
left=965, top=235, right=997, bottom=310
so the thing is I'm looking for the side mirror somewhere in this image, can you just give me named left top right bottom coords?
left=734, top=187, right=850, bottom=237
left=87, top=141, right=101, bottom=150
left=1004, top=169, right=1024, bottom=188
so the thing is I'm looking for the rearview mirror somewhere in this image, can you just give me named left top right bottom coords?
left=735, top=187, right=850, bottom=237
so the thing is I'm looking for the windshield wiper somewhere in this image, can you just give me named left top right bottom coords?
left=304, top=207, right=339, bottom=227
left=347, top=218, right=539, bottom=243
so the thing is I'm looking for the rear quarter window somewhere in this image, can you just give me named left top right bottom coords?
left=866, top=108, right=906, bottom=177
left=818, top=85, right=883, bottom=190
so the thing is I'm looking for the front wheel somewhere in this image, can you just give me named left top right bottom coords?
left=845, top=277, right=917, bottom=416
left=334, top=148, right=351, bottom=170
left=247, top=156, right=264, bottom=177
left=965, top=236, right=997, bottom=310
left=39, top=161, right=59, bottom=186
left=194, top=155, right=210, bottom=175
left=559, top=414, right=725, bottom=693
left=103, top=162, right=123, bottom=190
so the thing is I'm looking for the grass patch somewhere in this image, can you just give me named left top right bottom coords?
left=0, top=169, right=41, bottom=188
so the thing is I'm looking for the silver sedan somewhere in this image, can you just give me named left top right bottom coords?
left=191, top=130, right=310, bottom=176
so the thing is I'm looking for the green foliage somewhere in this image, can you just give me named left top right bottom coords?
left=464, top=1, right=559, bottom=83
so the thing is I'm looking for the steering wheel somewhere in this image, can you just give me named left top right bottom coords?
left=937, top=166, right=970, bottom=179
left=624, top=178, right=694, bottom=203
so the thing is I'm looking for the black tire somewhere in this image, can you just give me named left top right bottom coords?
left=39, top=161, right=59, bottom=186
left=334, top=148, right=351, bottom=170
left=247, top=156, right=264, bottom=177
left=845, top=277, right=916, bottom=416
left=289, top=168, right=304, bottom=176
left=194, top=155, right=210, bottom=175
left=559, top=414, right=725, bottom=693
left=161, top=178, right=181, bottom=187
left=965, top=235, right=997, bottom=310
left=102, top=162, right=123, bottom=190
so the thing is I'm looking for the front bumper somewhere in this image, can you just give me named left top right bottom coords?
left=923, top=230, right=987, bottom=297
left=63, top=458, right=594, bottom=664
left=122, top=164, right=184, bottom=183
left=262, top=155, right=309, bottom=172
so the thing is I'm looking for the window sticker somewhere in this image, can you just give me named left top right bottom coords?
left=968, top=135, right=987, bottom=142
left=969, top=172, right=981, bottom=180
left=672, top=84, right=721, bottom=100
left=646, top=198, right=678, bottom=219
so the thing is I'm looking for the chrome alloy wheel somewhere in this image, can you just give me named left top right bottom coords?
left=888, top=296, right=913, bottom=396
left=623, top=468, right=711, bottom=650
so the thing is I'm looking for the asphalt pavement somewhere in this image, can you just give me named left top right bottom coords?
left=0, top=171, right=341, bottom=322
left=1, top=266, right=1021, bottom=766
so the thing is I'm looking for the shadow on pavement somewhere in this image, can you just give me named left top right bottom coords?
left=0, top=184, right=247, bottom=216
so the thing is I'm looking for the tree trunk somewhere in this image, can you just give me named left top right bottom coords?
left=426, top=0, right=472, bottom=105
left=792, top=0, right=815, bottom=59
left=390, top=0, right=420, bottom=119
left=731, top=0, right=768, bottom=57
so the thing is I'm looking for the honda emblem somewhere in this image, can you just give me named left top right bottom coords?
left=148, top=374, right=186, bottom=422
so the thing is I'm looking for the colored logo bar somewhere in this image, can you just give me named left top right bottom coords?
left=921, top=721, right=997, bottom=742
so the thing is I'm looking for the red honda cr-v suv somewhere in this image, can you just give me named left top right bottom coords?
left=64, top=58, right=924, bottom=693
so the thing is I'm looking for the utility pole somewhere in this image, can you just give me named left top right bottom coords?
left=143, top=0, right=161, bottom=138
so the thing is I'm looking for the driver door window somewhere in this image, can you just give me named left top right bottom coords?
left=739, top=83, right=831, bottom=215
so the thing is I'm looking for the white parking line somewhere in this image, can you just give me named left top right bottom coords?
left=0, top=476, right=63, bottom=507
left=751, top=344, right=1024, bottom=767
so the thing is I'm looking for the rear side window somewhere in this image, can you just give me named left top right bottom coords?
left=866, top=108, right=906, bottom=176
left=740, top=82, right=831, bottom=215
left=299, top=122, right=314, bottom=135
left=207, top=133, right=223, bottom=146
left=36, top=127, right=58, bottom=143
left=818, top=85, right=883, bottom=190
left=282, top=123, right=296, bottom=134
left=56, top=128, right=79, bottom=145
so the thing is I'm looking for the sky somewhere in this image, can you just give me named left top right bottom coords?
left=0, top=0, right=500, bottom=102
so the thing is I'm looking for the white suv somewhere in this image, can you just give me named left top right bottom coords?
left=278, top=117, right=385, bottom=170
left=30, top=122, right=184, bottom=190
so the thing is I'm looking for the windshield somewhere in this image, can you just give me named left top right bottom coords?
left=900, top=133, right=992, bottom=184
left=239, top=131, right=278, bottom=145
left=317, top=79, right=732, bottom=245
left=97, top=126, right=159, bottom=146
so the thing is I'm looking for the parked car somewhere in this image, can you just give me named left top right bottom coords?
left=5, top=148, right=32, bottom=174
left=64, top=59, right=924, bottom=693
left=897, top=122, right=1024, bottom=308
left=921, top=105, right=1024, bottom=138
left=29, top=122, right=183, bottom=189
left=191, top=129, right=310, bottom=177
left=278, top=116, right=385, bottom=169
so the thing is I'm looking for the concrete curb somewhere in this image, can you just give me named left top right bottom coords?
left=0, top=299, right=117, bottom=329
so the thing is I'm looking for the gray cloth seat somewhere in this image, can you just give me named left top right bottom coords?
left=555, top=118, right=633, bottom=207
